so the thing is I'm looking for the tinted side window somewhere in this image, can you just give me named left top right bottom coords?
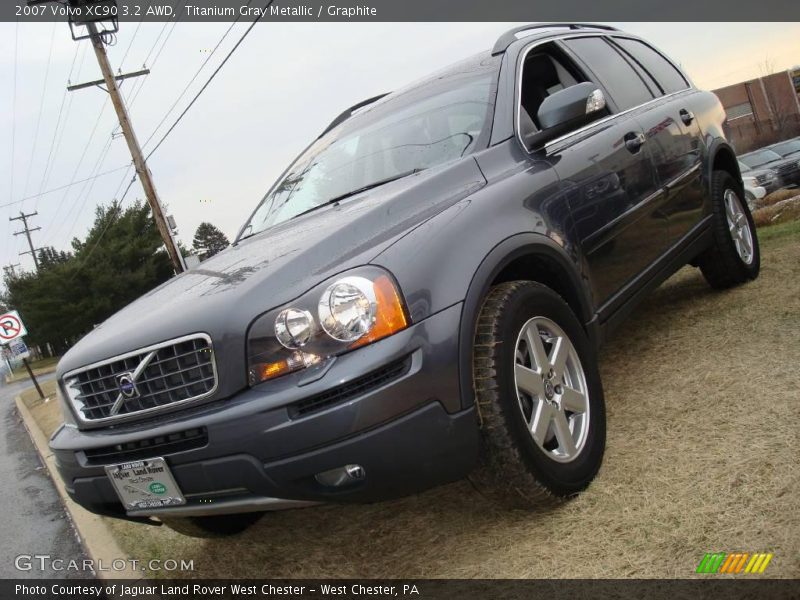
left=562, top=37, right=654, bottom=111
left=613, top=38, right=689, bottom=94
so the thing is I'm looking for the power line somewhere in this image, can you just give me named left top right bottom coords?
left=122, top=18, right=170, bottom=106
left=20, top=22, right=57, bottom=209
left=34, top=46, right=86, bottom=207
left=36, top=43, right=88, bottom=208
left=4, top=22, right=21, bottom=264
left=145, top=4, right=270, bottom=160
left=118, top=18, right=143, bottom=70
left=36, top=44, right=78, bottom=203
left=9, top=22, right=19, bottom=206
left=126, top=2, right=186, bottom=110
left=43, top=96, right=111, bottom=236
left=0, top=165, right=129, bottom=209
left=59, top=136, right=116, bottom=243
left=69, top=174, right=138, bottom=282
left=141, top=17, right=244, bottom=150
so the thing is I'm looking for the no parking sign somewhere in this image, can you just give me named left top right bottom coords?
left=0, top=310, right=28, bottom=345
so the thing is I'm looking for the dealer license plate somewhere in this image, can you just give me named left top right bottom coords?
left=105, top=457, right=186, bottom=510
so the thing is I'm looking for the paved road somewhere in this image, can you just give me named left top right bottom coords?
left=0, top=372, right=91, bottom=579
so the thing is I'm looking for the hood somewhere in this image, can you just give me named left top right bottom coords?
left=58, top=157, right=486, bottom=392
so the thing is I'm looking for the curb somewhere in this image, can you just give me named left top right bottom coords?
left=15, top=395, right=142, bottom=581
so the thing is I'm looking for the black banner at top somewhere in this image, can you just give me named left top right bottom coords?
left=5, top=0, right=800, bottom=22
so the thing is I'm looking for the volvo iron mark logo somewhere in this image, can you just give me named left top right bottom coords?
left=117, top=372, right=139, bottom=399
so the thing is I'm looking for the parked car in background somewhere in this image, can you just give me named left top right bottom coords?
left=741, top=174, right=767, bottom=209
left=767, top=137, right=800, bottom=161
left=738, top=160, right=781, bottom=195
left=739, top=148, right=800, bottom=188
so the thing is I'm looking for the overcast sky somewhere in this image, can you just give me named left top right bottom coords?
left=1, top=22, right=799, bottom=275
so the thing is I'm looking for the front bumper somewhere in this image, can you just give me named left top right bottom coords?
left=50, top=303, right=479, bottom=519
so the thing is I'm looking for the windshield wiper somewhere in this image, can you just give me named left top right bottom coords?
left=289, top=168, right=423, bottom=221
left=236, top=168, right=423, bottom=243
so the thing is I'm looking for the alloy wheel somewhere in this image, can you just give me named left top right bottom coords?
left=513, top=317, right=590, bottom=463
left=724, top=189, right=754, bottom=265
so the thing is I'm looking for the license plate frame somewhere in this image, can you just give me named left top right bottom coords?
left=104, top=457, right=186, bottom=511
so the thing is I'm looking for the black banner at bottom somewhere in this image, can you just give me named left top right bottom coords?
left=4, top=579, right=799, bottom=600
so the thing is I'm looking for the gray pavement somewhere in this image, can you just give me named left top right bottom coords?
left=0, top=372, right=91, bottom=579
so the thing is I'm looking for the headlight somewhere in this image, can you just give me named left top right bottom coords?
left=275, top=308, right=314, bottom=349
left=742, top=176, right=756, bottom=187
left=247, top=267, right=408, bottom=385
left=319, top=277, right=376, bottom=342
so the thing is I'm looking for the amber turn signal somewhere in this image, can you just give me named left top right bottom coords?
left=350, top=275, right=408, bottom=349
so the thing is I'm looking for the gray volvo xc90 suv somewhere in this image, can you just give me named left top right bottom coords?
left=51, top=23, right=760, bottom=536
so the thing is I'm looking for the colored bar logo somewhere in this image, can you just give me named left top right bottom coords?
left=696, top=552, right=773, bottom=574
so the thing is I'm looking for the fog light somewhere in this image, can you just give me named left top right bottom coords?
left=315, top=464, right=366, bottom=487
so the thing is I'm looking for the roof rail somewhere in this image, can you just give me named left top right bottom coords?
left=491, top=23, right=619, bottom=56
left=319, top=93, right=390, bottom=138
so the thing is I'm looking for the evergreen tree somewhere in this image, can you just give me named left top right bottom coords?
left=192, top=222, right=230, bottom=259
left=37, top=246, right=72, bottom=271
left=2, top=201, right=173, bottom=354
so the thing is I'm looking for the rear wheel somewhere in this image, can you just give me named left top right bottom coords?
left=469, top=281, right=606, bottom=509
left=698, top=170, right=760, bottom=289
left=160, top=513, right=263, bottom=538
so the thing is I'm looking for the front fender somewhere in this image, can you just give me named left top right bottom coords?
left=455, top=233, right=594, bottom=410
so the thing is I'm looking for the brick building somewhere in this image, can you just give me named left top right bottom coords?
left=712, top=68, right=800, bottom=153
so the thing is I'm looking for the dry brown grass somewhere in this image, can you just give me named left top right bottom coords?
left=25, top=228, right=800, bottom=579
left=759, top=189, right=800, bottom=208
left=19, top=379, right=61, bottom=439
left=5, top=356, right=59, bottom=384
left=752, top=196, right=800, bottom=227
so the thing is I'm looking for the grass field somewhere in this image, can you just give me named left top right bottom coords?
left=22, top=221, right=800, bottom=579
left=6, top=356, right=60, bottom=384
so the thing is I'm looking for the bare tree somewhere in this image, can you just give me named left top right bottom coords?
left=759, top=55, right=795, bottom=134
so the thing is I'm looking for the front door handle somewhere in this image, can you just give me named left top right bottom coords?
left=624, top=131, right=647, bottom=153
left=680, top=109, right=695, bottom=125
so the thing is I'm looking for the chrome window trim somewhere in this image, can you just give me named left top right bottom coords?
left=513, top=32, right=696, bottom=155
left=543, top=89, right=691, bottom=151
left=607, top=34, right=696, bottom=91
left=63, top=333, right=218, bottom=427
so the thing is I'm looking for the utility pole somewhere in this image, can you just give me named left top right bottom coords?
left=80, top=21, right=186, bottom=272
left=3, top=263, right=21, bottom=279
left=10, top=211, right=42, bottom=272
left=25, top=0, right=186, bottom=272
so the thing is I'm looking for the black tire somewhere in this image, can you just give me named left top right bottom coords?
left=469, top=281, right=606, bottom=509
left=160, top=512, right=263, bottom=538
left=697, top=170, right=760, bottom=289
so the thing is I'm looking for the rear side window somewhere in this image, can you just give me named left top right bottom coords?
left=562, top=37, right=653, bottom=111
left=613, top=38, right=689, bottom=94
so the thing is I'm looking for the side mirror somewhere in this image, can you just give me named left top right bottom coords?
left=537, top=82, right=607, bottom=130
left=522, top=82, right=608, bottom=150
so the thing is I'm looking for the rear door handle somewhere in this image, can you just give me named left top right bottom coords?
left=680, top=109, right=695, bottom=125
left=624, top=131, right=646, bottom=153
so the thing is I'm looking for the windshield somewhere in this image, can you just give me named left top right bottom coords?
left=740, top=149, right=783, bottom=168
left=738, top=161, right=751, bottom=172
left=769, top=139, right=800, bottom=157
left=239, top=59, right=497, bottom=238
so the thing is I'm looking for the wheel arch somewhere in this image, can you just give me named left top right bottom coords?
left=707, top=140, right=742, bottom=189
left=457, top=233, right=596, bottom=410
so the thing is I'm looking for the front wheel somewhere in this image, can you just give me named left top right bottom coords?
left=469, top=281, right=606, bottom=509
left=697, top=170, right=760, bottom=289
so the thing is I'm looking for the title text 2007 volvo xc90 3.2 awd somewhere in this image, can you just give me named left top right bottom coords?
left=51, top=23, right=760, bottom=536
